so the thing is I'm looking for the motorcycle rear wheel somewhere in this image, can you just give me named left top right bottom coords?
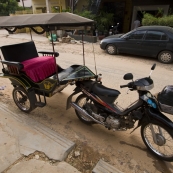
left=141, top=122, right=173, bottom=161
left=75, top=94, right=95, bottom=124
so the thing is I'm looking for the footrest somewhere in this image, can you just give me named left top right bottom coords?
left=35, top=102, right=46, bottom=107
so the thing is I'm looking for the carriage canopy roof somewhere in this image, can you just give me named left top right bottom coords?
left=0, top=12, right=95, bottom=30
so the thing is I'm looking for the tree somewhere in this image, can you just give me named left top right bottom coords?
left=0, top=0, right=18, bottom=16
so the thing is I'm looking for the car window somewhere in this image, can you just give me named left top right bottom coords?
left=128, top=31, right=146, bottom=40
left=145, top=31, right=168, bottom=40
left=120, top=30, right=134, bottom=38
left=161, top=33, right=168, bottom=40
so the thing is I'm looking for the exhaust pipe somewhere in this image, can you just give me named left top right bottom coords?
left=71, top=102, right=104, bottom=125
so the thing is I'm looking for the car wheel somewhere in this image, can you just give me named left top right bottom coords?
left=158, top=51, right=173, bottom=64
left=106, top=44, right=117, bottom=55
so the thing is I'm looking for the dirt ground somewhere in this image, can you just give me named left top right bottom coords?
left=0, top=32, right=173, bottom=173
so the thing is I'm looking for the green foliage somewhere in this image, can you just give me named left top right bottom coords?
left=95, top=11, right=114, bottom=33
left=51, top=7, right=60, bottom=13
left=61, top=7, right=71, bottom=12
left=74, top=10, right=96, bottom=20
left=0, top=0, right=18, bottom=15
left=16, top=6, right=32, bottom=11
left=142, top=13, right=158, bottom=25
left=142, top=12, right=173, bottom=27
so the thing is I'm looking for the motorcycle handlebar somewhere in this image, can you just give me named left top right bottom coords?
left=120, top=82, right=135, bottom=89
left=120, top=84, right=129, bottom=88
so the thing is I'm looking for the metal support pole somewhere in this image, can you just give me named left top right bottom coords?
left=45, top=0, right=49, bottom=13
left=71, top=0, right=74, bottom=13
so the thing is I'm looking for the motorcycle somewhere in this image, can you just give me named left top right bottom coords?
left=67, top=64, right=173, bottom=161
left=109, top=23, right=120, bottom=35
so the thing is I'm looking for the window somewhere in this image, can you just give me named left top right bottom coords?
left=145, top=31, right=168, bottom=40
left=128, top=31, right=146, bottom=40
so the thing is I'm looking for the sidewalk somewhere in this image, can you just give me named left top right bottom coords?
left=0, top=103, right=122, bottom=173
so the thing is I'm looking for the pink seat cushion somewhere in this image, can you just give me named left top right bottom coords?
left=21, top=56, right=56, bottom=82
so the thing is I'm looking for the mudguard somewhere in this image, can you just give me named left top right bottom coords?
left=66, top=87, right=81, bottom=110
left=0, top=73, right=31, bottom=90
left=146, top=107, right=173, bottom=129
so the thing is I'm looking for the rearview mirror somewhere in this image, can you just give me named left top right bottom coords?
left=151, top=63, right=156, bottom=70
left=123, top=73, right=133, bottom=80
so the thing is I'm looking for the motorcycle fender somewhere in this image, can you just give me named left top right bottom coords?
left=66, top=87, right=81, bottom=110
left=146, top=107, right=173, bottom=129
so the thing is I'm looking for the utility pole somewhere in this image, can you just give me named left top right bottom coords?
left=21, top=0, right=25, bottom=10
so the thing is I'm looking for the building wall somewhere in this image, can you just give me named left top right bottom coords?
left=32, top=0, right=66, bottom=13
left=19, top=0, right=32, bottom=7
left=132, top=0, right=173, bottom=6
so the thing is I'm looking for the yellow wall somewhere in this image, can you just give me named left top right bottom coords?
left=32, top=0, right=66, bottom=13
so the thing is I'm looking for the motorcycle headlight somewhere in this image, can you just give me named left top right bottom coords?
left=136, top=84, right=154, bottom=91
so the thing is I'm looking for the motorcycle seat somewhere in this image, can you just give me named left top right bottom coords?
left=82, top=80, right=120, bottom=97
left=93, top=83, right=120, bottom=97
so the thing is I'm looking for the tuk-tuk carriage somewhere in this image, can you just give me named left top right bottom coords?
left=0, top=13, right=97, bottom=112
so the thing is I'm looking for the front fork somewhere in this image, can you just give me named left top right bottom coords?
left=150, top=124, right=163, bottom=145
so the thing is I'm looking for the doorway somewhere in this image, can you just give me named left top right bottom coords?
left=131, top=5, right=169, bottom=30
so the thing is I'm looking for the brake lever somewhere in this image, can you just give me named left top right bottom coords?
left=127, top=88, right=133, bottom=94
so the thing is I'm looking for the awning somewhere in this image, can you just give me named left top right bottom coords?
left=0, top=12, right=95, bottom=30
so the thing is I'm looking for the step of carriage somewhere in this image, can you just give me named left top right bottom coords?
left=35, top=102, right=46, bottom=107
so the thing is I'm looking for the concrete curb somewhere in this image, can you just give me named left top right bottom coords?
left=93, top=159, right=123, bottom=173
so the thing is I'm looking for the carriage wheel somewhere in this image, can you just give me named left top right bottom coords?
left=13, top=86, right=36, bottom=113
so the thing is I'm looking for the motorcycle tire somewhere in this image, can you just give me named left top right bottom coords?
left=75, top=94, right=95, bottom=125
left=13, top=86, right=36, bottom=113
left=141, top=121, right=173, bottom=161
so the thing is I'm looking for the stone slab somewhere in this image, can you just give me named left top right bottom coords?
left=92, top=159, right=123, bottom=173
left=6, top=159, right=81, bottom=173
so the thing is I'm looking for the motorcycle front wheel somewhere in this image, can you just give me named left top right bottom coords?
left=75, top=94, right=95, bottom=125
left=141, top=122, right=173, bottom=161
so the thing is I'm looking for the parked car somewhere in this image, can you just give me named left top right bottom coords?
left=100, top=26, right=173, bottom=64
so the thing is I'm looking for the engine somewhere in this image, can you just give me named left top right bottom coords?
left=105, top=116, right=120, bottom=129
